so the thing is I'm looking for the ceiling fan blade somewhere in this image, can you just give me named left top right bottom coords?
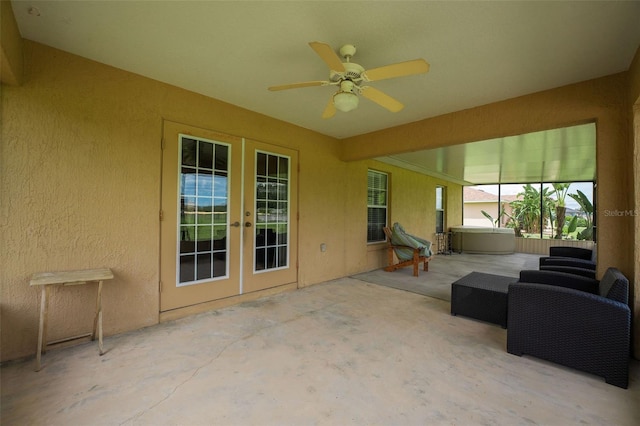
left=309, top=42, right=345, bottom=72
left=362, top=59, right=430, bottom=82
left=322, top=97, right=336, bottom=119
left=360, top=86, right=404, bottom=112
left=268, top=81, right=329, bottom=91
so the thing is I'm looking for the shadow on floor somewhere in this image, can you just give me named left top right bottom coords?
left=351, top=252, right=541, bottom=301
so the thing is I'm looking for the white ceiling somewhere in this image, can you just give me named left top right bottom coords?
left=378, top=123, right=596, bottom=185
left=9, top=0, right=640, bottom=183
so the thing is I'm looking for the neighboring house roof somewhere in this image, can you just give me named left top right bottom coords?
left=501, top=194, right=520, bottom=202
left=464, top=187, right=521, bottom=203
left=464, top=187, right=498, bottom=202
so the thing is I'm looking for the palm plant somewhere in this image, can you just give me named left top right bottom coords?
left=568, top=189, right=594, bottom=240
left=481, top=209, right=501, bottom=229
left=509, top=184, right=555, bottom=235
left=501, top=207, right=524, bottom=237
left=552, top=183, right=571, bottom=238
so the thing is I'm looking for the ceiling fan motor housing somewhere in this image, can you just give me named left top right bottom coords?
left=339, top=80, right=356, bottom=93
left=330, top=62, right=364, bottom=83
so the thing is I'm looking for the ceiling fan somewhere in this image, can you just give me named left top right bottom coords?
left=268, top=42, right=430, bottom=119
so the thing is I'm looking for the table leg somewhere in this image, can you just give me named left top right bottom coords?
left=35, top=285, right=50, bottom=372
left=92, top=280, right=104, bottom=355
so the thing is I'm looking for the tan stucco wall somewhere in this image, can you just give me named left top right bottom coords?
left=0, top=41, right=462, bottom=361
left=628, top=45, right=640, bottom=357
left=313, top=157, right=463, bottom=276
left=346, top=160, right=463, bottom=271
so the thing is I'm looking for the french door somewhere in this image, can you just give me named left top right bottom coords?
left=160, top=121, right=298, bottom=312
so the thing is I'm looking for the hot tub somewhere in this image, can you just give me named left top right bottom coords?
left=450, top=226, right=515, bottom=254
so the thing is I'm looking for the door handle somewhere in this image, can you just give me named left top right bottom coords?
left=230, top=221, right=240, bottom=227
left=244, top=222, right=252, bottom=227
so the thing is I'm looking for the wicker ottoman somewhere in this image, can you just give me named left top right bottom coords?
left=451, top=272, right=516, bottom=328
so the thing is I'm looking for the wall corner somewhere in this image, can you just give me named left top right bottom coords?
left=1, top=0, right=24, bottom=86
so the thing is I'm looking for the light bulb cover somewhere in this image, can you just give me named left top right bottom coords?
left=333, top=92, right=359, bottom=112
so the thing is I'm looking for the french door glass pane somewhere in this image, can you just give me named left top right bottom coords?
left=178, top=137, right=229, bottom=285
left=255, top=151, right=289, bottom=272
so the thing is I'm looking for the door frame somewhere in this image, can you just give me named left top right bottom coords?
left=159, top=120, right=298, bottom=313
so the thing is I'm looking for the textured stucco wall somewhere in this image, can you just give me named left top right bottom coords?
left=305, top=158, right=463, bottom=279
left=628, top=46, right=640, bottom=358
left=634, top=104, right=639, bottom=358
left=0, top=41, right=464, bottom=361
left=2, top=43, right=163, bottom=358
left=370, top=161, right=462, bottom=272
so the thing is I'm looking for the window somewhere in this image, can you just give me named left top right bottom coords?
left=436, top=186, right=445, bottom=233
left=254, top=151, right=290, bottom=271
left=367, top=170, right=388, bottom=243
left=463, top=182, right=594, bottom=240
left=178, top=136, right=229, bottom=285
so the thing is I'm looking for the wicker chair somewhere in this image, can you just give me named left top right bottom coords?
left=539, top=246, right=596, bottom=277
left=540, top=246, right=596, bottom=270
left=507, top=267, right=630, bottom=388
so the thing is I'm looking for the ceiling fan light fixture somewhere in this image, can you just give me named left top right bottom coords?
left=333, top=91, right=359, bottom=112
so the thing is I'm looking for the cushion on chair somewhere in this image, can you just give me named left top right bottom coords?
left=549, top=246, right=593, bottom=260
left=390, top=223, right=432, bottom=260
left=539, top=265, right=596, bottom=279
left=394, top=223, right=432, bottom=256
left=538, top=257, right=596, bottom=270
left=598, top=267, right=629, bottom=304
left=391, top=224, right=425, bottom=261
left=410, top=235, right=433, bottom=256
left=393, top=222, right=407, bottom=235
left=518, top=269, right=599, bottom=294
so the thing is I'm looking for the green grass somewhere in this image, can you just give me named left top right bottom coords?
left=521, top=226, right=587, bottom=240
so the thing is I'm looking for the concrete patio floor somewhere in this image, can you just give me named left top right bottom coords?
left=2, top=254, right=639, bottom=425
